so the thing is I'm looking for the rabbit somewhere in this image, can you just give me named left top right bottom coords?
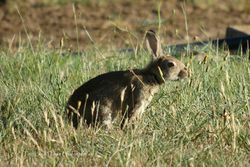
left=66, top=30, right=188, bottom=129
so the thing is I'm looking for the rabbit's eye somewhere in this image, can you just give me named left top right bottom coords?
left=163, top=61, right=176, bottom=68
left=168, top=62, right=176, bottom=67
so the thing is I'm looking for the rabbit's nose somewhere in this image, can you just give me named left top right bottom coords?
left=178, top=68, right=188, bottom=79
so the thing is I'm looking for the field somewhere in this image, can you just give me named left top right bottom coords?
left=1, top=0, right=250, bottom=166
left=0, top=42, right=250, bottom=166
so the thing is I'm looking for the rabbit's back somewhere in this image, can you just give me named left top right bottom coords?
left=69, top=70, right=134, bottom=100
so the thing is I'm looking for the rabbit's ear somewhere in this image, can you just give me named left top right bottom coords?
left=146, top=30, right=163, bottom=58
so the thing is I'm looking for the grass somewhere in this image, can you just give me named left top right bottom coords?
left=0, top=43, right=250, bottom=166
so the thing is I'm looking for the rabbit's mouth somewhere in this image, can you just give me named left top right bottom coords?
left=171, top=77, right=186, bottom=82
left=168, top=70, right=188, bottom=81
left=178, top=69, right=188, bottom=79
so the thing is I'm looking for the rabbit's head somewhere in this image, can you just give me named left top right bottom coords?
left=145, top=30, right=188, bottom=84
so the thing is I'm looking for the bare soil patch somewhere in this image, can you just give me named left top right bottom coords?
left=0, top=1, right=250, bottom=51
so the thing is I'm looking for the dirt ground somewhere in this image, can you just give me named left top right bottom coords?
left=0, top=0, right=250, bottom=51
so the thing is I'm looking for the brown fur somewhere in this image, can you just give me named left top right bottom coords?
left=66, top=30, right=188, bottom=129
